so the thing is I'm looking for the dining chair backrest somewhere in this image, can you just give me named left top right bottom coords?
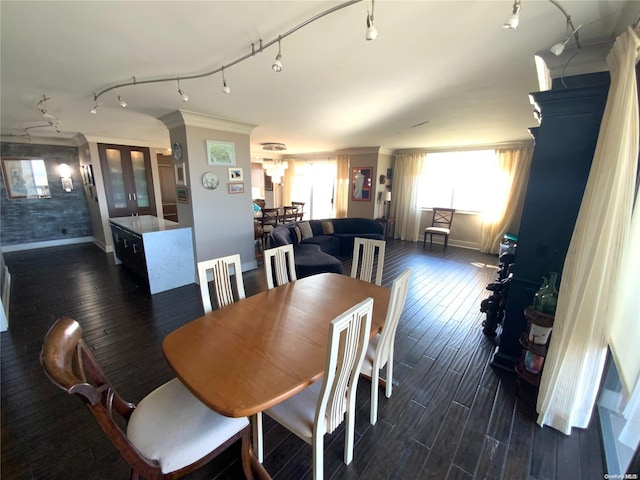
left=362, top=267, right=411, bottom=424
left=291, top=201, right=305, bottom=220
left=264, top=244, right=297, bottom=290
left=260, top=208, right=279, bottom=227
left=197, top=254, right=246, bottom=313
left=282, top=206, right=298, bottom=223
left=319, top=297, right=373, bottom=435
left=40, top=316, right=253, bottom=479
left=430, top=208, right=455, bottom=230
left=351, top=237, right=386, bottom=286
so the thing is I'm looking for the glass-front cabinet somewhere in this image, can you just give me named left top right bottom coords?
left=98, top=143, right=156, bottom=217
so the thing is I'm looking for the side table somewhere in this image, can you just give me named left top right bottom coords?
left=375, top=217, right=396, bottom=240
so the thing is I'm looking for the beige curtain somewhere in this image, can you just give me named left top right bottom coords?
left=282, top=159, right=297, bottom=206
left=335, top=154, right=349, bottom=218
left=537, top=27, right=640, bottom=435
left=392, top=153, right=425, bottom=241
left=479, top=145, right=534, bottom=254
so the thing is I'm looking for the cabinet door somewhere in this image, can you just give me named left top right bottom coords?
left=99, top=143, right=156, bottom=217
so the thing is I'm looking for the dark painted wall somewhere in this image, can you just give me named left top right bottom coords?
left=1, top=142, right=91, bottom=247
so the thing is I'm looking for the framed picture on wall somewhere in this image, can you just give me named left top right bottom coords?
left=351, top=166, right=372, bottom=201
left=228, top=167, right=243, bottom=181
left=176, top=186, right=189, bottom=204
left=174, top=163, right=186, bottom=186
left=206, top=140, right=235, bottom=166
left=228, top=182, right=244, bottom=194
left=1, top=157, right=51, bottom=199
left=264, top=172, right=273, bottom=191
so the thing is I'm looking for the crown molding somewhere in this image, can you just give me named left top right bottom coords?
left=160, top=110, right=256, bottom=135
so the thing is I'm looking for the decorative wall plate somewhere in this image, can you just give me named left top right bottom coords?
left=202, top=172, right=219, bottom=190
left=172, top=142, right=183, bottom=161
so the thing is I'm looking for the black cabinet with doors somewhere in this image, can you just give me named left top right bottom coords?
left=98, top=143, right=156, bottom=217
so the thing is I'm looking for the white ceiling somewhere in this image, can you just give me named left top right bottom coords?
left=1, top=1, right=637, bottom=155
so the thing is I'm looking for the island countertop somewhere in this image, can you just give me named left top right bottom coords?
left=109, top=215, right=188, bottom=235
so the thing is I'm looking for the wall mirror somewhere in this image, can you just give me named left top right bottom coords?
left=1, top=157, right=51, bottom=199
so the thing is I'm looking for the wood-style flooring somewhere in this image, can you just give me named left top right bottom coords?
left=1, top=240, right=604, bottom=479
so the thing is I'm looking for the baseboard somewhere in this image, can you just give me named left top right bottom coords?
left=420, top=235, right=479, bottom=251
left=1, top=236, right=93, bottom=252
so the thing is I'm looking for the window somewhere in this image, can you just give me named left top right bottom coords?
left=418, top=150, right=500, bottom=213
left=291, top=160, right=336, bottom=219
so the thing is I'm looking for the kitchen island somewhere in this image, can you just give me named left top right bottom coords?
left=109, top=216, right=195, bottom=294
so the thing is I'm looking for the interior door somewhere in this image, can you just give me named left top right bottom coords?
left=157, top=154, right=178, bottom=222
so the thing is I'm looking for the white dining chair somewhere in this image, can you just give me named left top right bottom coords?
left=261, top=297, right=373, bottom=479
left=360, top=267, right=411, bottom=424
left=197, top=254, right=246, bottom=313
left=351, top=237, right=386, bottom=286
left=264, top=244, right=297, bottom=290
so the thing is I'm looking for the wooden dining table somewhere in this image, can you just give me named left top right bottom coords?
left=163, top=272, right=390, bottom=418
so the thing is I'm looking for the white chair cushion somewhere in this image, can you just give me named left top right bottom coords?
left=265, top=381, right=323, bottom=442
left=425, top=227, right=450, bottom=234
left=359, top=334, right=380, bottom=377
left=127, top=378, right=249, bottom=474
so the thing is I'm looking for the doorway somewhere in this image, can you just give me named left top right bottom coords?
left=157, top=154, right=178, bottom=222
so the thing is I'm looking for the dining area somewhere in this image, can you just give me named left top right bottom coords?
left=253, top=200, right=305, bottom=249
left=39, top=237, right=409, bottom=480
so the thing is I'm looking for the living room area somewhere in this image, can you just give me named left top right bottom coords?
left=1, top=1, right=639, bottom=479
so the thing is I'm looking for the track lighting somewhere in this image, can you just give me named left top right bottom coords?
left=550, top=23, right=582, bottom=56
left=177, top=79, right=189, bottom=102
left=90, top=1, right=365, bottom=109
left=116, top=88, right=127, bottom=108
left=221, top=67, right=231, bottom=94
left=503, top=0, right=521, bottom=29
left=366, top=0, right=377, bottom=40
left=272, top=37, right=283, bottom=72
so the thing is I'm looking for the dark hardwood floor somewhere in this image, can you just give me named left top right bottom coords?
left=1, top=240, right=604, bottom=479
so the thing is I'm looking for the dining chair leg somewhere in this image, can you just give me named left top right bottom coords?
left=370, top=367, right=380, bottom=425
left=252, top=412, right=264, bottom=463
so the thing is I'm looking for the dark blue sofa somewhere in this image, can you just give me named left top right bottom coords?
left=269, top=218, right=384, bottom=278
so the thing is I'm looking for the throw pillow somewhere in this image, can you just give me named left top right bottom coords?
left=293, top=225, right=302, bottom=244
left=321, top=221, right=335, bottom=235
left=298, top=221, right=314, bottom=240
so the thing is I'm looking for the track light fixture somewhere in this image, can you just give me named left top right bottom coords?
left=550, top=22, right=582, bottom=56
left=366, top=0, right=377, bottom=40
left=116, top=88, right=127, bottom=108
left=89, top=94, right=100, bottom=114
left=177, top=79, right=189, bottom=102
left=221, top=67, right=231, bottom=94
left=272, top=37, right=283, bottom=72
left=90, top=0, right=364, bottom=112
left=503, top=0, right=521, bottom=29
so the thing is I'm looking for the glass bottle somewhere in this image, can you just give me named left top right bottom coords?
left=533, top=276, right=549, bottom=312
left=539, top=272, right=559, bottom=315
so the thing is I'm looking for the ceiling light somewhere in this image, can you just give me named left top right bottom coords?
left=272, top=37, right=283, bottom=72
left=366, top=0, right=377, bottom=40
left=116, top=88, right=127, bottom=108
left=503, top=0, right=521, bottom=29
left=177, top=79, right=189, bottom=102
left=90, top=104, right=99, bottom=115
left=262, top=142, right=288, bottom=184
left=221, top=67, right=231, bottom=94
left=550, top=23, right=582, bottom=56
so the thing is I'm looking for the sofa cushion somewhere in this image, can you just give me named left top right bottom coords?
left=271, top=225, right=294, bottom=246
left=293, top=225, right=302, bottom=244
left=335, top=233, right=385, bottom=256
left=321, top=221, right=334, bottom=235
left=298, top=221, right=314, bottom=240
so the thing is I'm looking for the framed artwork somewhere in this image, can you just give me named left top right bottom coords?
left=1, top=157, right=51, bottom=199
left=352, top=166, right=372, bottom=201
left=174, top=163, right=186, bottom=186
left=176, top=186, right=189, bottom=204
left=228, top=167, right=243, bottom=181
left=228, top=182, right=244, bottom=194
left=206, top=140, right=235, bottom=166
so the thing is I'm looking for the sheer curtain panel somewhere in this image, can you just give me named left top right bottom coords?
left=537, top=27, right=640, bottom=435
left=479, top=145, right=533, bottom=254
left=392, top=153, right=425, bottom=241
left=335, top=155, right=350, bottom=218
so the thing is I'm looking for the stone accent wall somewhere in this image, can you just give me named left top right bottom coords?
left=1, top=142, right=91, bottom=247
